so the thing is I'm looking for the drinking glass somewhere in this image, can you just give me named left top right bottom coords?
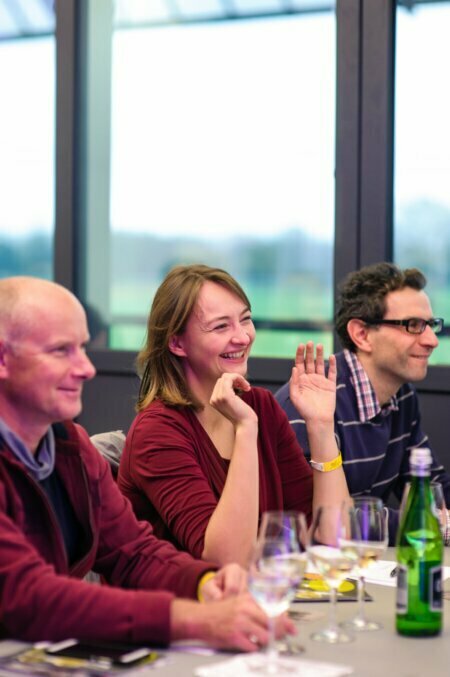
left=400, top=481, right=447, bottom=541
left=339, top=497, right=388, bottom=631
left=306, top=505, right=356, bottom=643
left=248, top=511, right=308, bottom=675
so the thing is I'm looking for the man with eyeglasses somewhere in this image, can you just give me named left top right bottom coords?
left=276, top=262, right=450, bottom=542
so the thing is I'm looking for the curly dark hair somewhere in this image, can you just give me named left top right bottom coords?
left=335, top=262, right=427, bottom=352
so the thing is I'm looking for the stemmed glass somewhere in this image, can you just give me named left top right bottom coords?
left=306, top=505, right=356, bottom=643
left=248, top=511, right=308, bottom=675
left=339, top=497, right=388, bottom=631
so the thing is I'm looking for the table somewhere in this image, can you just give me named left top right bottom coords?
left=1, top=549, right=449, bottom=676
left=162, top=548, right=450, bottom=677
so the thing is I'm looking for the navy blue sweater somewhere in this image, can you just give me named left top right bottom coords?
left=275, top=351, right=450, bottom=543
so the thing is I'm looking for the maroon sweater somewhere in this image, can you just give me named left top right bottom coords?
left=118, top=387, right=313, bottom=559
left=0, top=421, right=212, bottom=645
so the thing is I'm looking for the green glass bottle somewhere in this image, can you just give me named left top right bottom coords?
left=396, top=448, right=443, bottom=636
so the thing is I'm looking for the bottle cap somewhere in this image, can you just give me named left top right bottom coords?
left=410, top=447, right=432, bottom=472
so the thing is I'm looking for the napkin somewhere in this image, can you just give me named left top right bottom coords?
left=194, top=655, right=353, bottom=676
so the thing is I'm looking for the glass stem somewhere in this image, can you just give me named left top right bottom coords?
left=328, top=586, right=338, bottom=632
left=266, top=616, right=278, bottom=675
left=356, top=575, right=366, bottom=622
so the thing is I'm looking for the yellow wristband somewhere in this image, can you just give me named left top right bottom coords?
left=310, top=452, right=342, bottom=473
left=197, top=571, right=217, bottom=602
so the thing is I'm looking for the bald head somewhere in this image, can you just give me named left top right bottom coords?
left=0, top=277, right=84, bottom=343
left=0, top=277, right=96, bottom=450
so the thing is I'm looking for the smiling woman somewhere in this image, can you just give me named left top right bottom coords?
left=117, top=264, right=350, bottom=567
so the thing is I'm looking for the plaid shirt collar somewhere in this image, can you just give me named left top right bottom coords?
left=343, top=349, right=399, bottom=422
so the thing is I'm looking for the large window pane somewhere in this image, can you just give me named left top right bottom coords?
left=84, top=3, right=336, bottom=357
left=0, top=3, right=55, bottom=280
left=394, top=1, right=450, bottom=364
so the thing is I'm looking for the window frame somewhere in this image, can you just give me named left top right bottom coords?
left=53, top=0, right=449, bottom=395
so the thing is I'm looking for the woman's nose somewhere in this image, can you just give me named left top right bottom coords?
left=231, top=325, right=252, bottom=344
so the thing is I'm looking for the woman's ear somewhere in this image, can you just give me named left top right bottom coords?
left=347, top=318, right=373, bottom=353
left=168, top=334, right=186, bottom=357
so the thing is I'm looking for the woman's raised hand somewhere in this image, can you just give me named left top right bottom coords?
left=210, top=373, right=258, bottom=427
left=289, top=342, right=336, bottom=424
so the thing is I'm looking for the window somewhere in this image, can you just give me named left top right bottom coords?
left=0, top=0, right=55, bottom=279
left=81, top=1, right=336, bottom=357
left=394, top=1, right=450, bottom=365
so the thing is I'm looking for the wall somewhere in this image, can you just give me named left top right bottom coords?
left=78, top=359, right=450, bottom=477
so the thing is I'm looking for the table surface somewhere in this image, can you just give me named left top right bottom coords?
left=1, top=548, right=449, bottom=677
left=162, top=548, right=450, bottom=677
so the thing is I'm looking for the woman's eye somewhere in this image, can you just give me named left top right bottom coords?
left=214, top=323, right=228, bottom=331
left=241, top=316, right=253, bottom=324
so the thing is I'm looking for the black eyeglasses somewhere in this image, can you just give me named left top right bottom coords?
left=364, top=317, right=444, bottom=335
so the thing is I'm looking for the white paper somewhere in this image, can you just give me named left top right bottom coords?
left=362, top=560, right=450, bottom=587
left=195, top=655, right=353, bottom=677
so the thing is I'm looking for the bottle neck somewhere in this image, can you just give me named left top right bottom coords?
left=410, top=465, right=431, bottom=478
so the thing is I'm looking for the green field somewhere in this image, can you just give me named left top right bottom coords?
left=108, top=281, right=450, bottom=364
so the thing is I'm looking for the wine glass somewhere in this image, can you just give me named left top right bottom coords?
left=248, top=511, right=308, bottom=674
left=400, top=481, right=447, bottom=541
left=339, top=497, right=388, bottom=631
left=306, top=504, right=356, bottom=643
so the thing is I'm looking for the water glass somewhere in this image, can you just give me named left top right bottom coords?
left=339, top=497, right=388, bottom=631
left=306, top=505, right=356, bottom=644
left=248, top=511, right=307, bottom=674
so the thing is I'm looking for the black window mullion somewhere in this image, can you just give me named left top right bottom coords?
left=54, top=0, right=78, bottom=291
left=359, top=0, right=395, bottom=266
left=334, top=0, right=362, bottom=351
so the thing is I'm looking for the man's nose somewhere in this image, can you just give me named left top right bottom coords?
left=420, top=325, right=439, bottom=348
left=74, top=350, right=97, bottom=380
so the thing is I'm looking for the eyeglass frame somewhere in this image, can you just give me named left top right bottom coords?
left=362, top=317, right=444, bottom=335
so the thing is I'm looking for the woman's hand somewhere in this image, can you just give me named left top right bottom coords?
left=210, top=373, right=258, bottom=428
left=289, top=342, right=336, bottom=425
left=200, top=563, right=248, bottom=601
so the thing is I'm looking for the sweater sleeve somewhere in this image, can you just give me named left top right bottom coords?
left=118, top=407, right=224, bottom=560
left=0, top=427, right=213, bottom=646
left=257, top=391, right=313, bottom=521
left=0, top=481, right=174, bottom=644
left=274, top=382, right=311, bottom=458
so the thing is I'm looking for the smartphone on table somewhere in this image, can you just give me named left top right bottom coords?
left=45, top=638, right=158, bottom=668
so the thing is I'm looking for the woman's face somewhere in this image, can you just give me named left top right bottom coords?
left=169, top=280, right=255, bottom=392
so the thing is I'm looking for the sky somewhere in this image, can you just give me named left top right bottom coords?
left=1, top=4, right=450, bottom=240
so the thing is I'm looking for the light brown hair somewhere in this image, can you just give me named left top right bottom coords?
left=137, top=264, right=251, bottom=410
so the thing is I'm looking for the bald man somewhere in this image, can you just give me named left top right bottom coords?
left=0, top=277, right=291, bottom=649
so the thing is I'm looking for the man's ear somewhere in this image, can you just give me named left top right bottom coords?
left=347, top=319, right=373, bottom=353
left=0, top=340, right=8, bottom=377
left=168, top=334, right=187, bottom=357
